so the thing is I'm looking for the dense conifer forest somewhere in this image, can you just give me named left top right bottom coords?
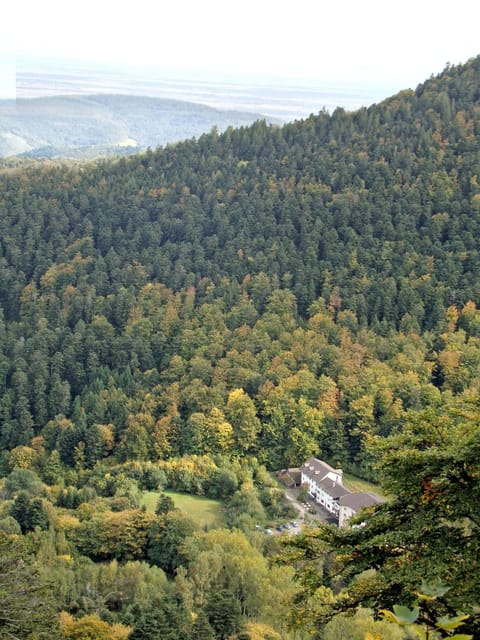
left=0, top=57, right=480, bottom=639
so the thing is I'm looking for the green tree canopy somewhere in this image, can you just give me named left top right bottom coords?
left=0, top=535, right=61, bottom=639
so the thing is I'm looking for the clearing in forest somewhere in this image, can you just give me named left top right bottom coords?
left=141, top=490, right=224, bottom=528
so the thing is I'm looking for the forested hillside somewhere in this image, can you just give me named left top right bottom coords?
left=1, top=56, right=480, bottom=639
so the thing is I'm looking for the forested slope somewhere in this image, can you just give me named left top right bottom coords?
left=0, top=56, right=480, bottom=461
left=0, top=56, right=480, bottom=639
left=2, top=58, right=480, bottom=325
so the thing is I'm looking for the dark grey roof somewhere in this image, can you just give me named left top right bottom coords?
left=339, top=492, right=383, bottom=511
left=317, top=477, right=351, bottom=498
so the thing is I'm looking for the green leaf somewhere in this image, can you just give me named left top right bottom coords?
left=381, top=605, right=420, bottom=625
left=436, top=614, right=470, bottom=631
left=447, top=635, right=473, bottom=640
left=417, top=580, right=450, bottom=599
left=393, top=605, right=420, bottom=624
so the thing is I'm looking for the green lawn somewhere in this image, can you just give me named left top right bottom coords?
left=141, top=490, right=224, bottom=528
left=342, top=473, right=387, bottom=499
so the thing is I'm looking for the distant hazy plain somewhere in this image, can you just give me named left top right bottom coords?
left=16, top=61, right=388, bottom=122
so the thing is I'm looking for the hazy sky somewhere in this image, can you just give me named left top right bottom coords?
left=2, top=0, right=480, bottom=99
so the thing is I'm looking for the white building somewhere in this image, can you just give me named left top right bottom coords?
left=300, top=458, right=351, bottom=518
left=300, top=458, right=383, bottom=524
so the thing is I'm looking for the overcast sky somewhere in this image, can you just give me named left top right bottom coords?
left=2, top=0, right=480, bottom=99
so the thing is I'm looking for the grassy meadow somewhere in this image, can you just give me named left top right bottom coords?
left=141, top=490, right=224, bottom=528
left=342, top=473, right=386, bottom=499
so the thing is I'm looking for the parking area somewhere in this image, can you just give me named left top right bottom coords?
left=284, top=487, right=338, bottom=527
left=258, top=519, right=302, bottom=536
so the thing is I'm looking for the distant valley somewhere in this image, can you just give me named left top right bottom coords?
left=0, top=94, right=278, bottom=159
